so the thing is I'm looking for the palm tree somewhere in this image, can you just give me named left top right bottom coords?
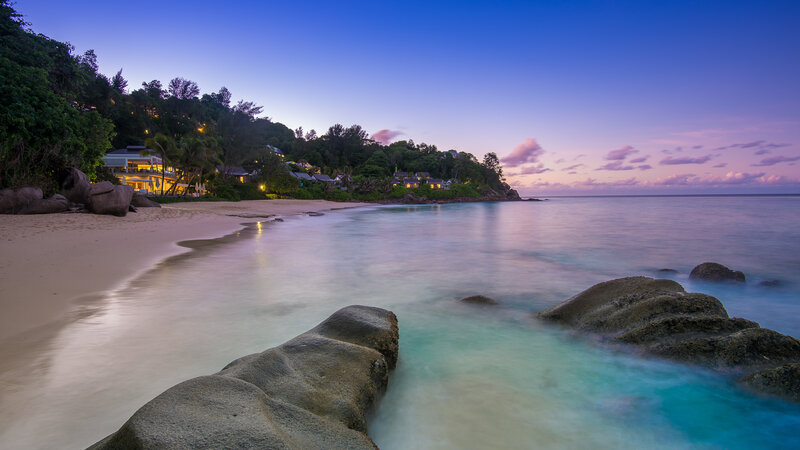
left=169, top=136, right=221, bottom=196
left=144, top=133, right=179, bottom=195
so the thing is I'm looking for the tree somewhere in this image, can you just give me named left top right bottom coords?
left=0, top=1, right=114, bottom=190
left=110, top=69, right=127, bottom=94
left=167, top=77, right=200, bottom=99
left=142, top=80, right=166, bottom=99
left=144, top=133, right=179, bottom=195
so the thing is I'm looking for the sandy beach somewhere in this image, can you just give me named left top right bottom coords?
left=0, top=200, right=369, bottom=341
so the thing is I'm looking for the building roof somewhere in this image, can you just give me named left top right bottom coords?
left=103, top=146, right=161, bottom=165
left=291, top=172, right=314, bottom=181
left=313, top=174, right=334, bottom=182
left=415, top=172, right=430, bottom=178
left=216, top=165, right=250, bottom=176
left=427, top=178, right=444, bottom=185
left=393, top=171, right=409, bottom=177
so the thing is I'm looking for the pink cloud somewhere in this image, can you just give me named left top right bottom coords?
left=605, top=145, right=638, bottom=161
left=650, top=171, right=794, bottom=187
left=638, top=164, right=652, bottom=170
left=516, top=164, right=552, bottom=175
left=754, top=149, right=771, bottom=155
left=596, top=161, right=634, bottom=171
left=563, top=163, right=584, bottom=171
left=752, top=155, right=800, bottom=166
left=659, top=155, right=712, bottom=165
left=372, top=129, right=402, bottom=144
left=577, top=177, right=640, bottom=187
left=629, top=155, right=649, bottom=163
left=655, top=173, right=696, bottom=185
left=501, top=138, right=545, bottom=168
left=712, top=163, right=728, bottom=168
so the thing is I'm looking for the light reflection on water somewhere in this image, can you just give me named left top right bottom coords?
left=1, top=197, right=800, bottom=449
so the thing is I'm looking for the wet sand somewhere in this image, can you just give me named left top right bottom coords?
left=0, top=200, right=369, bottom=341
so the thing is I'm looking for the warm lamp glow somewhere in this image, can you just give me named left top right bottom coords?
left=259, top=184, right=266, bottom=191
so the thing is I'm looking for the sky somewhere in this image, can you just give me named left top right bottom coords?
left=15, top=0, right=800, bottom=195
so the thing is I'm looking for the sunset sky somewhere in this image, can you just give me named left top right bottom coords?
left=18, top=0, right=800, bottom=195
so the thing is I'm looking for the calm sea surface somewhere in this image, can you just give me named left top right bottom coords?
left=2, top=196, right=800, bottom=449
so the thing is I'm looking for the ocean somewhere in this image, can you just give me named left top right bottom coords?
left=1, top=196, right=800, bottom=449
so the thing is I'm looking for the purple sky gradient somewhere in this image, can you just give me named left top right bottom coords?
left=16, top=0, right=800, bottom=195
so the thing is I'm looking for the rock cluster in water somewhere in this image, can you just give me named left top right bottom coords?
left=538, top=277, right=800, bottom=402
left=89, top=305, right=398, bottom=449
left=0, top=168, right=159, bottom=217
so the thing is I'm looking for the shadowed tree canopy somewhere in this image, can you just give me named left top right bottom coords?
left=167, top=77, right=200, bottom=99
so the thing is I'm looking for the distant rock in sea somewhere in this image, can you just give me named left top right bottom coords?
left=538, top=277, right=800, bottom=402
left=689, top=262, right=746, bottom=283
left=90, top=305, right=399, bottom=449
left=759, top=279, right=783, bottom=288
left=459, top=295, right=499, bottom=305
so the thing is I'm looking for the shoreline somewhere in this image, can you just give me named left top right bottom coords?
left=0, top=199, right=371, bottom=341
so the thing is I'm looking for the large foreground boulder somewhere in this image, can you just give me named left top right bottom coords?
left=18, top=194, right=69, bottom=214
left=539, top=277, right=800, bottom=402
left=59, top=167, right=91, bottom=204
left=689, top=262, right=746, bottom=283
left=0, top=186, right=42, bottom=214
left=87, top=182, right=134, bottom=216
left=90, top=305, right=398, bottom=449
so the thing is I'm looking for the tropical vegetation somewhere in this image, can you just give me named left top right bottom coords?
left=0, top=1, right=507, bottom=200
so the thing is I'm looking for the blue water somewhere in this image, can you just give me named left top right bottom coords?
left=1, top=196, right=799, bottom=449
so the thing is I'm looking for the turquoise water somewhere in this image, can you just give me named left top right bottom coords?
left=1, top=197, right=800, bottom=449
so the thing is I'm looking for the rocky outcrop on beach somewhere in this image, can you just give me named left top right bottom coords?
left=689, top=262, right=746, bottom=283
left=1, top=168, right=162, bottom=216
left=86, top=182, right=134, bottom=217
left=90, top=305, right=399, bottom=449
left=538, top=277, right=800, bottom=402
left=0, top=186, right=43, bottom=213
left=130, top=191, right=162, bottom=208
left=18, top=193, right=69, bottom=214
left=60, top=167, right=91, bottom=204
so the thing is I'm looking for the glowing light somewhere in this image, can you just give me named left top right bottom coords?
left=259, top=184, right=266, bottom=191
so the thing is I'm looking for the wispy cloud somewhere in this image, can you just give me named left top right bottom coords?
left=651, top=171, right=794, bottom=186
left=516, top=164, right=552, bottom=175
left=638, top=164, right=652, bottom=170
left=501, top=138, right=545, bottom=168
left=371, top=129, right=402, bottom=144
left=596, top=161, right=634, bottom=171
left=605, top=145, right=638, bottom=161
left=563, top=163, right=584, bottom=171
left=712, top=163, right=728, bottom=168
left=752, top=155, right=800, bottom=166
left=629, top=155, right=649, bottom=163
left=659, top=155, right=712, bottom=165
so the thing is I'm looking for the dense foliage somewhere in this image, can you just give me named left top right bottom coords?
left=0, top=1, right=114, bottom=191
left=0, top=1, right=506, bottom=199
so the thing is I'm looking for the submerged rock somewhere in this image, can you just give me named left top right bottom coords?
left=459, top=295, right=499, bottom=305
left=741, top=363, right=800, bottom=402
left=538, top=277, right=800, bottom=402
left=689, top=262, right=745, bottom=283
left=90, top=305, right=398, bottom=449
